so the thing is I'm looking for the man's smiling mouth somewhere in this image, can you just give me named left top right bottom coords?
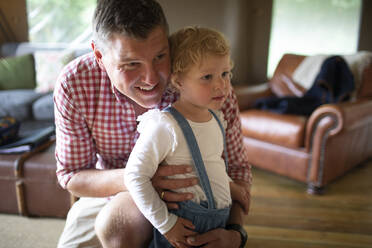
left=137, top=85, right=155, bottom=91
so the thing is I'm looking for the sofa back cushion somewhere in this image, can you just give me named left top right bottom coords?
left=273, top=52, right=372, bottom=100
left=270, top=54, right=306, bottom=97
left=0, top=90, right=43, bottom=121
left=358, top=63, right=372, bottom=98
left=0, top=54, right=36, bottom=90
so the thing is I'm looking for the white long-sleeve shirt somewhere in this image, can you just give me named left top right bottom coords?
left=125, top=109, right=232, bottom=234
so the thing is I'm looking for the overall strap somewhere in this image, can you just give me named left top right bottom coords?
left=164, top=106, right=216, bottom=209
left=208, top=109, right=229, bottom=172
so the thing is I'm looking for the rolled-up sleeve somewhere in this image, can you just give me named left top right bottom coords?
left=221, top=88, right=252, bottom=185
left=54, top=73, right=97, bottom=189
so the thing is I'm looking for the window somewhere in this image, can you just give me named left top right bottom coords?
left=27, top=0, right=96, bottom=44
left=267, top=0, right=362, bottom=77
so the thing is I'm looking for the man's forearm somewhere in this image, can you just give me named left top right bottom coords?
left=227, top=201, right=245, bottom=226
left=66, top=168, right=126, bottom=197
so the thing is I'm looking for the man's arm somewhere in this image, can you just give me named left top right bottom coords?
left=66, top=166, right=197, bottom=199
left=222, top=87, right=252, bottom=183
left=66, top=168, right=126, bottom=197
left=66, top=166, right=199, bottom=198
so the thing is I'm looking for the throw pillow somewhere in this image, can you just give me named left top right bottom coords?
left=34, top=51, right=75, bottom=93
left=0, top=54, right=36, bottom=90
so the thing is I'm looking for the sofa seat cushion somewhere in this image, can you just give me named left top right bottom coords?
left=240, top=110, right=307, bottom=148
left=0, top=90, right=43, bottom=121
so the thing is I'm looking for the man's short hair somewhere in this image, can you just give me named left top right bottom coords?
left=169, top=26, right=232, bottom=75
left=93, top=0, right=169, bottom=51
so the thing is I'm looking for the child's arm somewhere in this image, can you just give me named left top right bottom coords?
left=124, top=113, right=180, bottom=234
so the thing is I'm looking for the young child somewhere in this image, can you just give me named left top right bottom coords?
left=125, top=26, right=236, bottom=248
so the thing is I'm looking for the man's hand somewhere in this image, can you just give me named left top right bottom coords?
left=186, top=228, right=241, bottom=248
left=230, top=180, right=251, bottom=214
left=152, top=164, right=198, bottom=209
left=164, top=217, right=196, bottom=248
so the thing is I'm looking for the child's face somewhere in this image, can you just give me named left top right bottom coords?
left=174, top=53, right=231, bottom=111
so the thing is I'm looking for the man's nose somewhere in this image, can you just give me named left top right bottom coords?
left=144, top=64, right=159, bottom=85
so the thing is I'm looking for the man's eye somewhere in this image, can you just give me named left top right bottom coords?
left=202, top=74, right=212, bottom=80
left=128, top=62, right=140, bottom=67
left=121, top=62, right=139, bottom=70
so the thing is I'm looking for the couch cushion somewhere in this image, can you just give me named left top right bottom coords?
left=0, top=54, right=36, bottom=90
left=270, top=54, right=305, bottom=97
left=270, top=74, right=306, bottom=97
left=0, top=90, right=43, bottom=121
left=18, top=119, right=55, bottom=137
left=240, top=110, right=307, bottom=149
left=32, top=93, right=54, bottom=121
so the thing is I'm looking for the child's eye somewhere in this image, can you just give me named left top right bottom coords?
left=222, top=71, right=230, bottom=78
left=202, top=74, right=212, bottom=80
left=155, top=53, right=165, bottom=61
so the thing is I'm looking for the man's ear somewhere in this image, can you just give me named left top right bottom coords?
left=91, top=41, right=105, bottom=70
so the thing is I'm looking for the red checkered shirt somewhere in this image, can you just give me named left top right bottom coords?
left=54, top=53, right=252, bottom=189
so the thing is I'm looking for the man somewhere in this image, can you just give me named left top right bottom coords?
left=55, top=0, right=251, bottom=247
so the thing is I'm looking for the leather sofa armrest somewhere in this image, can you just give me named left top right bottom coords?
left=305, top=99, right=372, bottom=186
left=305, top=99, right=372, bottom=151
left=233, top=83, right=274, bottom=111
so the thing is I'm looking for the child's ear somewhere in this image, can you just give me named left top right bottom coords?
left=170, top=74, right=183, bottom=90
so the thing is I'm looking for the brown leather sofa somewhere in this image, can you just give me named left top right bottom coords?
left=235, top=53, right=372, bottom=194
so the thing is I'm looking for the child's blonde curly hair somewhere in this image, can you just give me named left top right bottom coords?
left=169, top=26, right=233, bottom=75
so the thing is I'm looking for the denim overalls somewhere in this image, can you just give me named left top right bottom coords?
left=149, top=107, right=231, bottom=248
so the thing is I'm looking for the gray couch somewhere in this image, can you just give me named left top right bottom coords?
left=0, top=42, right=90, bottom=136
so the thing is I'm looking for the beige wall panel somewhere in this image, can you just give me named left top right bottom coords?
left=0, top=0, right=29, bottom=44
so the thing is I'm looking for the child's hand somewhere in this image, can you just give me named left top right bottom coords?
left=230, top=180, right=250, bottom=214
left=164, top=217, right=196, bottom=248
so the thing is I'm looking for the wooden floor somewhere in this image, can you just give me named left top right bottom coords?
left=244, top=159, right=372, bottom=248
left=1, top=161, right=371, bottom=248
